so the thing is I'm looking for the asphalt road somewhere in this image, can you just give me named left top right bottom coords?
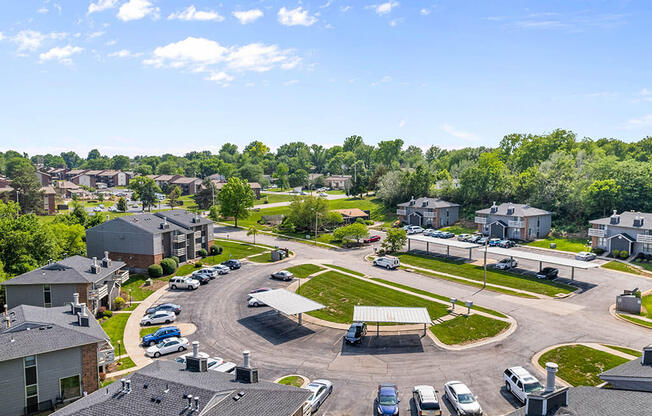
left=143, top=227, right=652, bottom=416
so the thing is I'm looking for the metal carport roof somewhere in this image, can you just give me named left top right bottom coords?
left=407, top=235, right=480, bottom=249
left=485, top=247, right=601, bottom=269
left=249, top=289, right=325, bottom=315
left=353, top=306, right=432, bottom=324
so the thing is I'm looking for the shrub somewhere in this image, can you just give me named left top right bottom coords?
left=619, top=251, right=629, bottom=259
left=148, top=264, right=163, bottom=278
left=114, top=297, right=125, bottom=310
left=97, top=306, right=107, bottom=318
left=610, top=251, right=619, bottom=258
left=591, top=247, right=605, bottom=255
left=160, top=258, right=177, bottom=275
left=194, top=262, right=203, bottom=268
left=170, top=256, right=180, bottom=266
left=103, top=310, right=113, bottom=318
left=646, top=254, right=652, bottom=261
left=198, top=248, right=208, bottom=257
left=209, top=245, right=219, bottom=255
left=216, top=246, right=223, bottom=254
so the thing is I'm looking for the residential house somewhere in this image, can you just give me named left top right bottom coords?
left=86, top=210, right=214, bottom=270
left=49, top=167, right=68, bottom=180
left=397, top=197, right=460, bottom=228
left=0, top=301, right=114, bottom=416
left=212, top=180, right=262, bottom=199
left=588, top=211, right=652, bottom=256
left=170, top=176, right=202, bottom=195
left=35, top=170, right=52, bottom=186
left=96, top=170, right=129, bottom=187
left=475, top=202, right=551, bottom=241
left=324, top=175, right=351, bottom=190
left=206, top=173, right=226, bottom=182
left=71, top=170, right=105, bottom=188
left=599, top=345, right=652, bottom=392
left=1, top=254, right=129, bottom=314
left=53, top=180, right=85, bottom=199
left=332, top=208, right=370, bottom=224
left=151, top=174, right=183, bottom=189
left=52, top=354, right=311, bottom=416
left=64, top=169, right=87, bottom=181
left=41, top=185, right=56, bottom=215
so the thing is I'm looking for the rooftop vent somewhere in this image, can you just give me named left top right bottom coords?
left=422, top=200, right=428, bottom=207
left=185, top=341, right=208, bottom=372
left=643, top=345, right=652, bottom=366
left=235, top=350, right=259, bottom=384
left=490, top=202, right=498, bottom=213
left=409, top=196, right=415, bottom=206
left=524, top=362, right=569, bottom=416
left=634, top=215, right=645, bottom=227
left=160, top=217, right=169, bottom=229
left=610, top=210, right=620, bottom=225
left=102, top=251, right=111, bottom=267
left=78, top=306, right=90, bottom=327
left=91, top=257, right=101, bottom=274
left=506, top=203, right=515, bottom=216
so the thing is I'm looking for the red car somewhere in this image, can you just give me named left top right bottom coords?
left=364, top=235, right=381, bottom=243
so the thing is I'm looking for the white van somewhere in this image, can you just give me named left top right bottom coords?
left=503, top=366, right=544, bottom=403
left=373, top=256, right=400, bottom=270
left=169, top=276, right=200, bottom=291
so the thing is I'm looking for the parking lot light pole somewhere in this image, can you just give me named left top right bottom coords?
left=483, top=241, right=488, bottom=289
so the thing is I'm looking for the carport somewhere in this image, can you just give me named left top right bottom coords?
left=353, top=306, right=432, bottom=336
left=248, top=289, right=325, bottom=326
left=407, top=235, right=480, bottom=259
left=485, top=247, right=601, bottom=280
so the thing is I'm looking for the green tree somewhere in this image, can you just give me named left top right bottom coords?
left=167, top=185, right=182, bottom=208
left=273, top=162, right=290, bottom=189
left=10, top=167, right=44, bottom=214
left=6, top=157, right=34, bottom=179
left=208, top=205, right=221, bottom=221
left=247, top=224, right=261, bottom=244
left=116, top=196, right=127, bottom=212
left=111, top=155, right=130, bottom=170
left=584, top=179, right=621, bottom=217
left=284, top=196, right=329, bottom=232
left=333, top=222, right=369, bottom=244
left=218, top=177, right=255, bottom=227
left=87, top=149, right=101, bottom=160
left=194, top=178, right=218, bottom=210
left=135, top=164, right=153, bottom=176
left=375, top=139, right=404, bottom=167
left=382, top=228, right=407, bottom=253
left=376, top=171, right=408, bottom=207
left=129, top=176, right=161, bottom=211
left=47, top=222, right=86, bottom=257
left=289, top=169, right=309, bottom=188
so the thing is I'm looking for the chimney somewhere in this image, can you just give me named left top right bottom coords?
left=91, top=257, right=100, bottom=273
left=3, top=305, right=9, bottom=329
left=192, top=341, right=199, bottom=358
left=243, top=350, right=250, bottom=368
left=525, top=362, right=569, bottom=416
left=185, top=341, right=208, bottom=372
left=73, top=293, right=79, bottom=306
left=102, top=251, right=111, bottom=267
left=71, top=293, right=82, bottom=314
left=184, top=394, right=192, bottom=409
left=610, top=210, right=620, bottom=224
left=78, top=306, right=90, bottom=327
left=545, top=362, right=558, bottom=393
left=643, top=345, right=652, bottom=365
left=125, top=380, right=132, bottom=393
left=490, top=202, right=498, bottom=213
left=235, top=350, right=259, bottom=383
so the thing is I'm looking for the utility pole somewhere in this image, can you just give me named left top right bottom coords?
left=483, top=239, right=488, bottom=289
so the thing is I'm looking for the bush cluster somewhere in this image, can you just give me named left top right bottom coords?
left=148, top=264, right=163, bottom=277
left=160, top=258, right=177, bottom=275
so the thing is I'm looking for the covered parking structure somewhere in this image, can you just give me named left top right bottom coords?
left=407, top=235, right=480, bottom=259
left=248, top=289, right=325, bottom=326
left=353, top=306, right=432, bottom=336
left=485, top=246, right=601, bottom=280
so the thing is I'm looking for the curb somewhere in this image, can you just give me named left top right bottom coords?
left=609, top=304, right=652, bottom=330
left=273, top=374, right=310, bottom=389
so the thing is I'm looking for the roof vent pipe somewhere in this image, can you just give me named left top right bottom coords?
left=126, top=379, right=132, bottom=393
left=243, top=350, right=250, bottom=368
left=185, top=394, right=192, bottom=409
left=73, top=293, right=79, bottom=306
left=545, top=362, right=558, bottom=393
left=120, top=378, right=126, bottom=392
left=192, top=341, right=199, bottom=358
left=193, top=396, right=200, bottom=411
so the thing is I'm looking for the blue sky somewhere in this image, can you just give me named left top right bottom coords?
left=1, top=0, right=651, bottom=156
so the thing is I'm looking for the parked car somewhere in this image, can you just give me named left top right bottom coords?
left=189, top=272, right=211, bottom=285
left=248, top=288, right=272, bottom=307
left=373, top=256, right=400, bottom=270
left=301, top=191, right=308, bottom=195
left=468, top=234, right=483, bottom=243
left=488, top=238, right=502, bottom=247
left=364, top=235, right=382, bottom=243
left=141, top=310, right=176, bottom=326
left=407, top=226, right=424, bottom=235
left=457, top=233, right=471, bottom=242
left=423, top=228, right=435, bottom=236
left=146, top=337, right=189, bottom=358
left=430, top=230, right=444, bottom=238
left=319, top=192, right=328, bottom=197
left=495, top=258, right=518, bottom=270
left=444, top=381, right=483, bottom=416
left=575, top=251, right=596, bottom=261
left=402, top=225, right=411, bottom=231
left=211, top=264, right=230, bottom=275
left=222, top=259, right=241, bottom=270
left=412, top=385, right=441, bottom=415
left=271, top=270, right=294, bottom=281
left=503, top=366, right=544, bottom=404
left=193, top=268, right=217, bottom=280
left=497, top=239, right=515, bottom=248
left=169, top=276, right=199, bottom=290
left=305, top=379, right=333, bottom=414
left=142, top=326, right=181, bottom=346
left=344, top=322, right=367, bottom=344
left=440, top=231, right=455, bottom=239
left=376, top=383, right=400, bottom=416
left=536, top=267, right=559, bottom=280
left=477, top=237, right=489, bottom=245
left=146, top=303, right=182, bottom=316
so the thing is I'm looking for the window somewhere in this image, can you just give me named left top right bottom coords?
left=60, top=375, right=81, bottom=399
left=43, top=284, right=51, bottom=308
left=24, top=356, right=38, bottom=412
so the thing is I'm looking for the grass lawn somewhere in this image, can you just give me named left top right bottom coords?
left=168, top=195, right=199, bottom=211
left=637, top=262, right=652, bottom=272
left=175, top=263, right=198, bottom=276
left=112, top=356, right=136, bottom=372
left=248, top=252, right=273, bottom=263
left=324, top=264, right=365, bottom=277
left=431, top=314, right=510, bottom=345
left=326, top=189, right=347, bottom=195
left=526, top=237, right=590, bottom=253
left=120, top=274, right=155, bottom=301
left=100, top=313, right=130, bottom=349
left=601, top=345, right=642, bottom=357
left=122, top=303, right=139, bottom=311
left=440, top=224, right=477, bottom=235
left=297, top=271, right=449, bottom=324
left=538, top=345, right=628, bottom=386
left=396, top=253, right=575, bottom=297
left=258, top=193, right=299, bottom=204
left=642, top=294, right=652, bottom=319
left=618, top=314, right=652, bottom=328
left=140, top=325, right=161, bottom=339
left=602, top=261, right=641, bottom=275
left=371, top=278, right=506, bottom=318
left=276, top=376, right=304, bottom=388
left=286, top=264, right=324, bottom=278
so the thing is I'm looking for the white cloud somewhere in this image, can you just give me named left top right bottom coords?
left=399, top=120, right=405, bottom=128
left=277, top=7, right=317, bottom=26
left=205, top=71, right=233, bottom=84
left=368, top=1, right=398, bottom=15
left=233, top=9, right=263, bottom=24
left=87, top=31, right=105, bottom=39
left=420, top=8, right=431, bottom=16
left=105, top=39, right=117, bottom=46
left=441, top=123, right=479, bottom=141
left=340, top=6, right=351, bottom=12
left=144, top=37, right=301, bottom=82
left=0, top=32, right=4, bottom=41
left=389, top=18, right=403, bottom=26
left=88, top=0, right=117, bottom=14
left=319, top=1, right=332, bottom=8
left=11, top=30, right=67, bottom=52
left=38, top=7, right=49, bottom=14
left=117, top=0, right=159, bottom=21
left=284, top=79, right=299, bottom=86
left=39, top=45, right=83, bottom=64
left=168, top=5, right=224, bottom=22
left=626, top=114, right=652, bottom=128
left=108, top=49, right=142, bottom=58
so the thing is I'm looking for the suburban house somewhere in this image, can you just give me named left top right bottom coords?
left=475, top=202, right=551, bottom=241
left=149, top=174, right=183, bottom=189
left=212, top=180, right=262, bottom=199
left=588, top=211, right=652, bottom=256
left=86, top=210, right=214, bottom=270
left=599, top=345, right=652, bottom=392
left=53, top=180, right=84, bottom=199
left=95, top=170, right=129, bottom=187
left=48, top=167, right=68, bottom=180
left=397, top=197, right=460, bottom=228
left=324, top=175, right=351, bottom=190
left=170, top=176, right=202, bottom=195
left=70, top=170, right=105, bottom=188
left=51, top=354, right=311, bottom=416
left=42, top=185, right=56, bottom=215
left=64, top=169, right=87, bottom=181
left=35, top=170, right=52, bottom=186
left=1, top=254, right=129, bottom=314
left=332, top=208, right=370, bottom=224
left=0, top=301, right=114, bottom=416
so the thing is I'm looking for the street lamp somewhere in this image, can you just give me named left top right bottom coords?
left=483, top=238, right=488, bottom=289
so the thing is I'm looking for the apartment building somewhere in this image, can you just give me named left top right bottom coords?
left=588, top=211, right=652, bottom=256
left=475, top=202, right=551, bottom=241
left=396, top=197, right=460, bottom=228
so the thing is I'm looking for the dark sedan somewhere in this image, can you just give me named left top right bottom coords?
left=271, top=270, right=294, bottom=281
left=536, top=267, right=559, bottom=280
left=146, top=303, right=182, bottom=315
left=222, top=259, right=241, bottom=270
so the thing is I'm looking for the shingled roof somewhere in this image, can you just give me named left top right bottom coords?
left=476, top=202, right=549, bottom=217
left=1, top=255, right=125, bottom=286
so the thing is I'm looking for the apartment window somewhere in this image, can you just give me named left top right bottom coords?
left=43, top=284, right=51, bottom=308
left=60, top=375, right=81, bottom=399
left=446, top=210, right=449, bottom=218
left=24, top=355, right=38, bottom=412
left=598, top=224, right=606, bottom=230
left=598, top=237, right=607, bottom=247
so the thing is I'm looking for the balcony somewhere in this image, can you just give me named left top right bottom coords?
left=194, top=231, right=202, bottom=239
left=396, top=209, right=406, bottom=216
left=97, top=344, right=115, bottom=366
left=423, top=212, right=436, bottom=218
left=172, top=234, right=186, bottom=243
left=508, top=220, right=524, bottom=228
left=637, top=234, right=652, bottom=243
left=588, top=228, right=606, bottom=238
left=113, top=270, right=129, bottom=284
left=172, top=247, right=186, bottom=257
left=475, top=216, right=487, bottom=224
left=90, top=284, right=108, bottom=300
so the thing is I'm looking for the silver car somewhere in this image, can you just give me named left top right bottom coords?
left=575, top=251, right=596, bottom=261
left=444, top=381, right=483, bottom=415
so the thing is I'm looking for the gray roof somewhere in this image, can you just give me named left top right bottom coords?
left=589, top=211, right=652, bottom=231
left=92, top=213, right=186, bottom=235
left=476, top=202, right=550, bottom=217
left=397, top=197, right=460, bottom=208
left=1, top=255, right=125, bottom=286
left=600, top=357, right=652, bottom=380
left=170, top=176, right=201, bottom=184
left=504, top=386, right=652, bottom=416
left=52, top=360, right=311, bottom=416
left=0, top=305, right=108, bottom=362
left=155, top=210, right=213, bottom=228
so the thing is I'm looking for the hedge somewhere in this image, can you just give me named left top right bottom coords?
left=148, top=264, right=163, bottom=278
left=160, top=258, right=177, bottom=275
